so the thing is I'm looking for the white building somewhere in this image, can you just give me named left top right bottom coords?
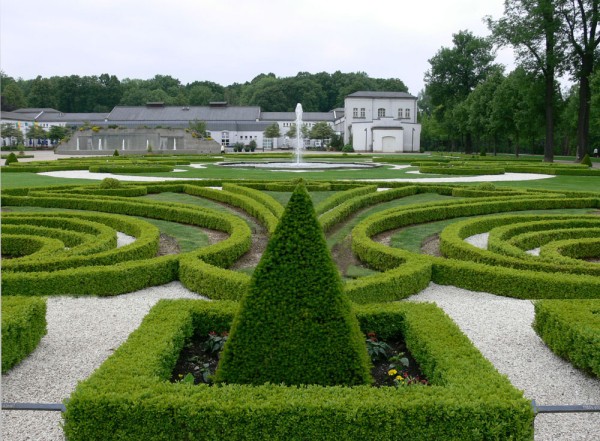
left=343, top=91, right=421, bottom=153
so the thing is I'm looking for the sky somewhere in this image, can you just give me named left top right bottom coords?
left=0, top=0, right=516, bottom=96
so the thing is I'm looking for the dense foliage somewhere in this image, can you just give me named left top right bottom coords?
left=214, top=183, right=372, bottom=386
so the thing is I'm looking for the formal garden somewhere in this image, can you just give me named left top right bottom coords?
left=2, top=152, right=599, bottom=440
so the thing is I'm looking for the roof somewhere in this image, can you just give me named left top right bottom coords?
left=346, top=91, right=416, bottom=99
left=107, top=105, right=262, bottom=122
left=261, top=111, right=335, bottom=122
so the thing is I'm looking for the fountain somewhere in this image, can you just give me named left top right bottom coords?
left=295, top=103, right=303, bottom=165
left=219, top=103, right=380, bottom=171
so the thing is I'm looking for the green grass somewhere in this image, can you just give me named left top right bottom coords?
left=0, top=172, right=98, bottom=189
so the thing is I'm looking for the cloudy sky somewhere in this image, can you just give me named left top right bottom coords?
left=1, top=0, right=515, bottom=95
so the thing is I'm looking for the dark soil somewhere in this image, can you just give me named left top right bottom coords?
left=171, top=333, right=429, bottom=388
left=156, top=233, right=181, bottom=256
left=331, top=235, right=371, bottom=277
left=420, top=234, right=442, bottom=257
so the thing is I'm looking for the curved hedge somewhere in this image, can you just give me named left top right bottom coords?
left=1, top=296, right=47, bottom=373
left=63, top=300, right=533, bottom=440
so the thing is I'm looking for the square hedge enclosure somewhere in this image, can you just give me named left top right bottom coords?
left=63, top=300, right=533, bottom=440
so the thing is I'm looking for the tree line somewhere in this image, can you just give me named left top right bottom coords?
left=422, top=0, right=600, bottom=161
left=0, top=71, right=408, bottom=114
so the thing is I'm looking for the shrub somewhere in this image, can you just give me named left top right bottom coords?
left=5, top=152, right=18, bottom=165
left=214, top=183, right=372, bottom=386
left=342, top=144, right=354, bottom=153
left=2, top=297, right=47, bottom=373
left=113, top=149, right=120, bottom=157
left=533, top=300, right=600, bottom=377
left=99, top=177, right=121, bottom=189
left=581, top=153, right=593, bottom=167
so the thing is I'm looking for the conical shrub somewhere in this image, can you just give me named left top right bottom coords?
left=214, top=183, right=372, bottom=386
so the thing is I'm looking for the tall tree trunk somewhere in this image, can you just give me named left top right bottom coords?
left=576, top=53, right=594, bottom=161
left=543, top=1, right=555, bottom=163
left=465, top=132, right=473, bottom=154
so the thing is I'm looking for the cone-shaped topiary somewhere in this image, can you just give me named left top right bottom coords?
left=214, top=183, right=372, bottom=386
left=581, top=153, right=592, bottom=167
left=5, top=152, right=18, bottom=165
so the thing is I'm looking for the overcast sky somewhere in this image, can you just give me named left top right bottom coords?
left=1, top=0, right=516, bottom=96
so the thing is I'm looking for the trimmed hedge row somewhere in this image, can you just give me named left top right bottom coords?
left=221, top=183, right=284, bottom=218
left=183, top=185, right=279, bottom=234
left=1, top=224, right=94, bottom=250
left=1, top=193, right=252, bottom=296
left=314, top=185, right=376, bottom=215
left=319, top=186, right=418, bottom=233
left=2, top=212, right=159, bottom=273
left=540, top=237, right=600, bottom=262
left=441, top=215, right=600, bottom=276
left=63, top=300, right=533, bottom=440
left=352, top=195, right=600, bottom=298
left=533, top=300, right=600, bottom=377
left=1, top=296, right=47, bottom=373
left=419, top=166, right=505, bottom=175
left=46, top=186, right=149, bottom=197
left=88, top=164, right=174, bottom=173
left=1, top=234, right=65, bottom=259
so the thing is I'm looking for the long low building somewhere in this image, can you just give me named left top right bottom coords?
left=1, top=91, right=421, bottom=153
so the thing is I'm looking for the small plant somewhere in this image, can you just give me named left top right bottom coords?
left=204, top=331, right=229, bottom=355
left=99, top=177, right=121, bottom=189
left=248, top=140, right=257, bottom=152
left=91, top=126, right=101, bottom=133
left=147, top=145, right=153, bottom=153
left=365, top=332, right=392, bottom=362
left=342, top=144, right=354, bottom=153
left=17, top=145, right=25, bottom=156
left=112, top=149, right=120, bottom=157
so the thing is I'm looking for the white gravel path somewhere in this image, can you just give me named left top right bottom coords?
left=1, top=282, right=207, bottom=441
left=408, top=284, right=600, bottom=441
left=3, top=281, right=599, bottom=440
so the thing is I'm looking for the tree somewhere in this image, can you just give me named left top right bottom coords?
left=26, top=124, right=47, bottom=145
left=487, top=0, right=563, bottom=162
left=1, top=82, right=26, bottom=111
left=557, top=0, right=600, bottom=160
left=1, top=123, right=23, bottom=146
left=309, top=121, right=334, bottom=148
left=48, top=125, right=69, bottom=143
left=214, top=183, right=372, bottom=386
left=424, top=30, right=499, bottom=153
left=264, top=122, right=280, bottom=149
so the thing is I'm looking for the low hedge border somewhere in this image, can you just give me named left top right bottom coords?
left=1, top=194, right=252, bottom=296
left=1, top=212, right=160, bottom=273
left=1, top=234, right=65, bottom=260
left=183, top=185, right=279, bottom=234
left=314, top=185, right=377, bottom=215
left=419, top=166, right=506, bottom=176
left=1, top=296, right=47, bottom=373
left=319, top=186, right=418, bottom=233
left=352, top=196, right=600, bottom=299
left=221, top=183, right=284, bottom=218
left=441, top=215, right=600, bottom=276
left=63, top=299, right=533, bottom=440
left=1, top=224, right=95, bottom=252
left=88, top=164, right=174, bottom=173
left=533, top=300, right=600, bottom=377
left=539, top=237, right=600, bottom=262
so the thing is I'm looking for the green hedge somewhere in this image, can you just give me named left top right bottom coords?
left=88, top=164, right=174, bottom=173
left=352, top=195, right=600, bottom=299
left=1, top=234, right=65, bottom=259
left=222, top=183, right=284, bottom=218
left=1, top=296, right=47, bottom=373
left=184, top=185, right=279, bottom=234
left=1, top=193, right=251, bottom=296
left=314, top=185, right=377, bottom=215
left=533, top=300, right=600, bottom=377
left=63, top=300, right=533, bottom=440
left=419, top=166, right=505, bottom=175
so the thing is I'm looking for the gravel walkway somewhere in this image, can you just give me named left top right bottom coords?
left=3, top=281, right=599, bottom=440
left=408, top=284, right=600, bottom=441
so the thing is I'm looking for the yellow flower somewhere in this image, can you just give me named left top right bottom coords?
left=395, top=375, right=403, bottom=381
left=388, top=369, right=398, bottom=376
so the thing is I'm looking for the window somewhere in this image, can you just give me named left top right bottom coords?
left=378, top=108, right=386, bottom=118
left=353, top=108, right=358, bottom=118
left=405, top=108, right=410, bottom=119
left=221, top=131, right=229, bottom=146
left=360, top=108, right=365, bottom=118
left=398, top=109, right=403, bottom=119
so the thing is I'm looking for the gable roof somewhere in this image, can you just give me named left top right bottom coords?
left=346, top=91, right=416, bottom=99
left=107, top=105, right=261, bottom=122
